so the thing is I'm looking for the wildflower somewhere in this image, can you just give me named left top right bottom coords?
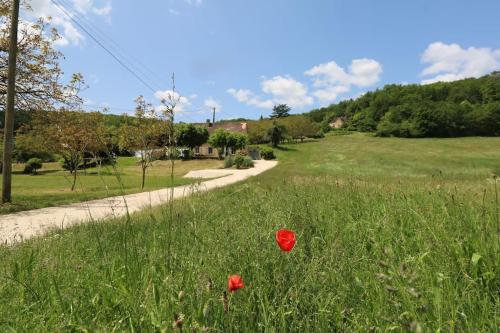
left=275, top=229, right=296, bottom=252
left=228, top=275, right=244, bottom=292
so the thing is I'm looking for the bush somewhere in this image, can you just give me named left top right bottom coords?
left=242, top=156, right=254, bottom=168
left=234, top=155, right=254, bottom=169
left=234, top=155, right=245, bottom=168
left=224, top=155, right=234, bottom=168
left=24, top=158, right=43, bottom=175
left=260, top=147, right=276, bottom=160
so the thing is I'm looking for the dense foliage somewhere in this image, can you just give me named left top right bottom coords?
left=176, top=123, right=209, bottom=150
left=247, top=116, right=321, bottom=145
left=306, top=72, right=500, bottom=137
left=23, top=157, right=42, bottom=175
left=208, top=129, right=248, bottom=159
left=259, top=146, right=275, bottom=160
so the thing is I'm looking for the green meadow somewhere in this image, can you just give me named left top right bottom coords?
left=1, top=133, right=499, bottom=332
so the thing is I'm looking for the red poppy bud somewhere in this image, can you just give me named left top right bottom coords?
left=275, top=229, right=296, bottom=252
left=228, top=275, right=244, bottom=292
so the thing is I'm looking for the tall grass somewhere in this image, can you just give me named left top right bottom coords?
left=0, top=134, right=499, bottom=331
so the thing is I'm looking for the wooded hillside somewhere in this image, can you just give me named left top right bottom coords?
left=306, top=72, right=500, bottom=137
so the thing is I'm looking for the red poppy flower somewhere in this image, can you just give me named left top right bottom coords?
left=228, top=275, right=244, bottom=292
left=275, top=229, right=296, bottom=252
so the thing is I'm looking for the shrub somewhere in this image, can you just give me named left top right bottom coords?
left=234, top=155, right=245, bottom=169
left=24, top=158, right=43, bottom=175
left=260, top=147, right=276, bottom=160
left=224, top=155, right=234, bottom=168
left=234, top=155, right=254, bottom=169
left=242, top=156, right=254, bottom=168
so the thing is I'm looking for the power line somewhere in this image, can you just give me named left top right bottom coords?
left=50, top=0, right=239, bottom=124
left=56, top=0, right=166, bottom=90
left=50, top=0, right=158, bottom=93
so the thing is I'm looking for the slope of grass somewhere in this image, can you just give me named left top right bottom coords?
left=0, top=133, right=499, bottom=332
left=0, top=157, right=222, bottom=215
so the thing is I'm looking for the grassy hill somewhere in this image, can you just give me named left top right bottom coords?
left=1, top=133, right=499, bottom=331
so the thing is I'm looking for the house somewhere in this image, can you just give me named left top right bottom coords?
left=195, top=121, right=248, bottom=158
left=329, top=116, right=346, bottom=129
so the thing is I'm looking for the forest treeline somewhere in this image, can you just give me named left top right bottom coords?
left=306, top=72, right=500, bottom=137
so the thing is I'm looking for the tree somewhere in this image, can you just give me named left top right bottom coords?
left=208, top=128, right=230, bottom=159
left=23, top=109, right=107, bottom=191
left=284, top=116, right=320, bottom=142
left=0, top=5, right=80, bottom=110
left=304, top=72, right=500, bottom=138
left=267, top=121, right=286, bottom=147
left=1, top=3, right=83, bottom=201
left=176, top=123, right=209, bottom=151
left=231, top=132, right=249, bottom=150
left=248, top=119, right=273, bottom=144
left=271, top=104, right=291, bottom=118
left=119, top=96, right=168, bottom=189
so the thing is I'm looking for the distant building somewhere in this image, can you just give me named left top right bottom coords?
left=329, top=117, right=346, bottom=129
left=195, top=121, right=248, bottom=158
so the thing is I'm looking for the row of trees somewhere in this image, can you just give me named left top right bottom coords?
left=13, top=93, right=212, bottom=190
left=247, top=115, right=322, bottom=146
left=306, top=72, right=500, bottom=137
left=208, top=129, right=248, bottom=159
left=13, top=94, right=266, bottom=191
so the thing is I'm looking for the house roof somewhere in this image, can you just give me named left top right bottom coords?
left=205, top=122, right=248, bottom=134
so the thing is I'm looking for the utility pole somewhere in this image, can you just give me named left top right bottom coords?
left=2, top=0, right=20, bottom=203
left=212, top=107, right=216, bottom=125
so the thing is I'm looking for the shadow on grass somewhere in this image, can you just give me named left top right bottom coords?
left=275, top=146, right=298, bottom=152
left=12, top=169, right=60, bottom=176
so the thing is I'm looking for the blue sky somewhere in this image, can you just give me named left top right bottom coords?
left=29, top=0, right=500, bottom=122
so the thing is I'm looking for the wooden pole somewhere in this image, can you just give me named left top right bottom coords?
left=2, top=0, right=20, bottom=203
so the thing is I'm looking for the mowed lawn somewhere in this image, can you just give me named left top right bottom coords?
left=0, top=133, right=499, bottom=332
left=0, top=157, right=222, bottom=214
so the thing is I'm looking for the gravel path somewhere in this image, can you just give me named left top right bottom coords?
left=0, top=160, right=277, bottom=244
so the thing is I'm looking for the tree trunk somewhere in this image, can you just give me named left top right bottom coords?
left=71, top=169, right=77, bottom=191
left=141, top=166, right=146, bottom=189
left=1, top=0, right=20, bottom=203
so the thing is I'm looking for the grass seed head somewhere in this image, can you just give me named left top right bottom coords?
left=172, top=313, right=185, bottom=330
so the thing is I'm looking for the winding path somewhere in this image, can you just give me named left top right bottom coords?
left=0, top=160, right=277, bottom=244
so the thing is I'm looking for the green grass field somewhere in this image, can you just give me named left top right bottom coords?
left=0, top=157, right=222, bottom=215
left=1, top=133, right=499, bottom=331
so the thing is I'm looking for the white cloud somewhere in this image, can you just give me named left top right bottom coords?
left=204, top=97, right=221, bottom=111
left=227, top=88, right=274, bottom=109
left=28, top=0, right=113, bottom=46
left=312, top=85, right=350, bottom=103
left=421, top=42, right=500, bottom=84
left=261, top=76, right=313, bottom=108
left=305, top=58, right=382, bottom=104
left=227, top=76, right=313, bottom=109
left=154, top=90, right=191, bottom=113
